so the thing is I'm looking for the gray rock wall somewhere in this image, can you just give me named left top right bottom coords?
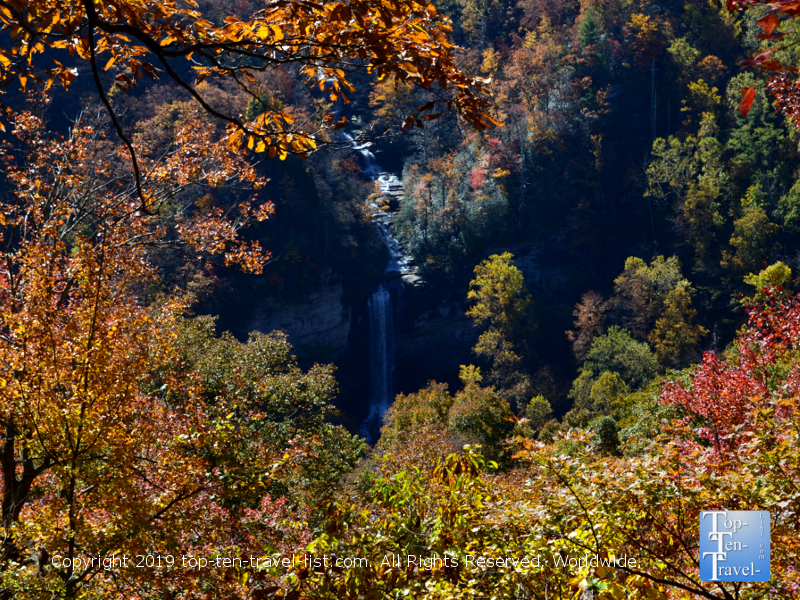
left=245, top=282, right=351, bottom=358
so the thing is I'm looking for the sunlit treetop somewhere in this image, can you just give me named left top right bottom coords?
left=0, top=0, right=498, bottom=163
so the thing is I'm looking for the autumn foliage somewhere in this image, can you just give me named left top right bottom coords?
left=0, top=104, right=348, bottom=597
left=0, top=0, right=498, bottom=166
left=5, top=0, right=800, bottom=596
left=662, top=287, right=800, bottom=458
left=288, top=289, right=800, bottom=600
left=0, top=0, right=506, bottom=594
left=728, top=1, right=800, bottom=122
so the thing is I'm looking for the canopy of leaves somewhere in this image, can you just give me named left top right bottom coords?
left=467, top=253, right=532, bottom=333
left=0, top=100, right=357, bottom=598
left=293, top=293, right=800, bottom=600
left=581, top=326, right=658, bottom=390
left=0, top=0, right=498, bottom=181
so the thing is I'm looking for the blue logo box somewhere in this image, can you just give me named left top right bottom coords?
left=700, top=511, right=770, bottom=582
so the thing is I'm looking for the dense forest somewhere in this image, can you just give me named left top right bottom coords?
left=1, top=0, right=800, bottom=598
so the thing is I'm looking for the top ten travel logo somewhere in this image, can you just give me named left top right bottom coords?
left=699, top=511, right=770, bottom=582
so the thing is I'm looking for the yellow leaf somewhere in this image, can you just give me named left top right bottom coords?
left=227, top=128, right=245, bottom=149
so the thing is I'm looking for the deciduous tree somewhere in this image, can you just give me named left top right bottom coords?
left=612, top=256, right=690, bottom=341
left=467, top=253, right=533, bottom=409
left=0, top=105, right=349, bottom=598
left=0, top=0, right=498, bottom=190
left=566, top=290, right=609, bottom=361
left=648, top=286, right=708, bottom=368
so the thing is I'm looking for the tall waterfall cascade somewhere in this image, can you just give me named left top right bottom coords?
left=344, top=134, right=415, bottom=441
left=364, top=285, right=394, bottom=434
left=372, top=174, right=409, bottom=275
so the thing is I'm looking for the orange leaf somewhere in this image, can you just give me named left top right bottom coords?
left=739, top=87, right=756, bottom=118
left=757, top=13, right=780, bottom=36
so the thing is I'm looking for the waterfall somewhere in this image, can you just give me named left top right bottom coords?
left=342, top=133, right=382, bottom=178
left=340, top=131, right=414, bottom=442
left=362, top=285, right=394, bottom=442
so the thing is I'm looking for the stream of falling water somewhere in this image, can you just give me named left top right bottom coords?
left=343, top=134, right=411, bottom=442
left=362, top=285, right=394, bottom=442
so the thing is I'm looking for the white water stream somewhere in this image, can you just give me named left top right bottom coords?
left=342, top=133, right=412, bottom=441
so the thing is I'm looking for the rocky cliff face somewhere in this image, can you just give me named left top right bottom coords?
left=244, top=281, right=351, bottom=360
left=237, top=242, right=550, bottom=433
left=242, top=243, right=544, bottom=374
left=376, top=276, right=475, bottom=396
left=395, top=298, right=478, bottom=394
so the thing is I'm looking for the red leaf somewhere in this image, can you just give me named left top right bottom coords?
left=757, top=13, right=780, bottom=35
left=760, top=59, right=792, bottom=72
left=774, top=0, right=800, bottom=16
left=741, top=48, right=775, bottom=68
left=739, top=86, right=756, bottom=117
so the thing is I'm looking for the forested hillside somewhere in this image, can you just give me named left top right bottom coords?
left=1, top=0, right=800, bottom=597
